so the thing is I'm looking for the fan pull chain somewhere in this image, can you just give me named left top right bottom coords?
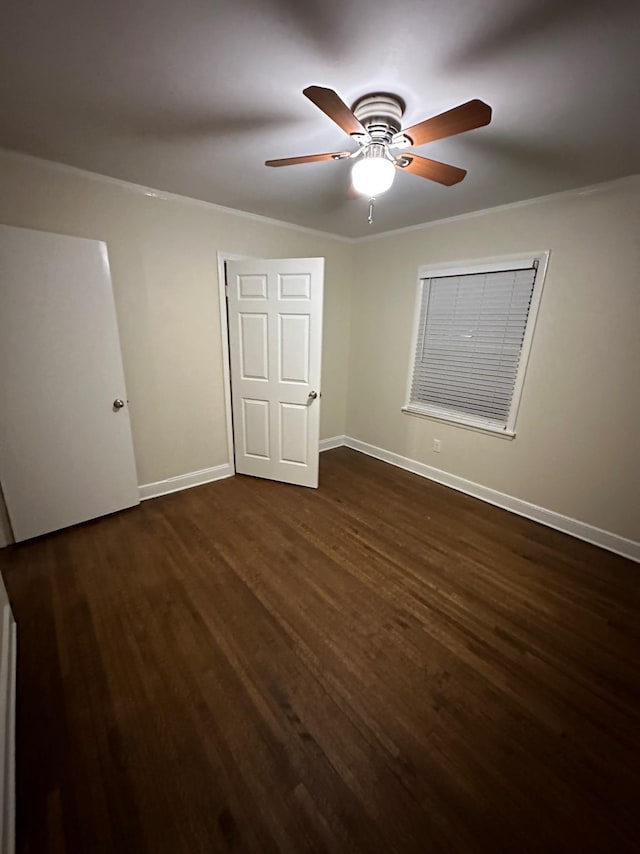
left=368, top=197, right=375, bottom=225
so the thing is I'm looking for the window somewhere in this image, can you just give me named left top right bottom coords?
left=404, top=253, right=548, bottom=437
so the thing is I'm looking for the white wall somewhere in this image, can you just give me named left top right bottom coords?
left=347, top=177, right=640, bottom=543
left=0, top=151, right=353, bottom=492
left=0, top=148, right=637, bottom=554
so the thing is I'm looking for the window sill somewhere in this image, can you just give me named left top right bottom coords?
left=401, top=406, right=516, bottom=440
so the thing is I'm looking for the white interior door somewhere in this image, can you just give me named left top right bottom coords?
left=0, top=225, right=139, bottom=542
left=226, top=257, right=324, bottom=488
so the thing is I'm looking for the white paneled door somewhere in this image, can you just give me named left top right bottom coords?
left=0, top=225, right=139, bottom=542
left=226, top=258, right=324, bottom=488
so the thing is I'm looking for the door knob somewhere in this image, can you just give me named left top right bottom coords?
left=113, top=398, right=125, bottom=409
left=308, top=390, right=318, bottom=401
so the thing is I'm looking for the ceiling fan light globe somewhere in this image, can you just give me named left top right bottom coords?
left=351, top=157, right=395, bottom=196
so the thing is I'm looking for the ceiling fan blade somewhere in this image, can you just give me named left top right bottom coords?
left=400, top=99, right=492, bottom=147
left=265, top=151, right=350, bottom=167
left=398, top=154, right=467, bottom=186
left=303, top=86, right=366, bottom=136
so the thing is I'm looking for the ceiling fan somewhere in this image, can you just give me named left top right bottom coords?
left=266, top=86, right=492, bottom=203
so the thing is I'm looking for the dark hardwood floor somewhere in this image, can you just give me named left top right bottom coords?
left=1, top=447, right=638, bottom=853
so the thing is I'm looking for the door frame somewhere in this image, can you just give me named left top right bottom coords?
left=216, top=251, right=253, bottom=475
left=0, top=485, right=12, bottom=548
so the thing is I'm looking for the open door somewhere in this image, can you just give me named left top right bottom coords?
left=226, top=258, right=324, bottom=488
left=0, top=225, right=139, bottom=542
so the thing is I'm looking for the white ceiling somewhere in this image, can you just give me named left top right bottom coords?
left=1, top=0, right=638, bottom=237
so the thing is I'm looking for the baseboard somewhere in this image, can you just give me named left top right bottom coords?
left=5, top=620, right=16, bottom=854
left=319, top=435, right=347, bottom=452
left=139, top=463, right=233, bottom=501
left=335, top=436, right=639, bottom=563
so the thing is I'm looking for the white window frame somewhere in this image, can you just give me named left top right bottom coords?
left=402, top=251, right=550, bottom=438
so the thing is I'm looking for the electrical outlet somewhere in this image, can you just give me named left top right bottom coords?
left=433, top=438, right=441, bottom=453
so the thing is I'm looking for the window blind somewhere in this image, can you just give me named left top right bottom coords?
left=409, top=267, right=537, bottom=429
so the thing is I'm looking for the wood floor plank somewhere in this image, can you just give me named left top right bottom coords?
left=1, top=447, right=638, bottom=852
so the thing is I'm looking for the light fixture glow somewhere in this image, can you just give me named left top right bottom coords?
left=351, top=148, right=395, bottom=197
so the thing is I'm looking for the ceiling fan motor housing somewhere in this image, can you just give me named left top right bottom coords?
left=351, top=93, right=405, bottom=142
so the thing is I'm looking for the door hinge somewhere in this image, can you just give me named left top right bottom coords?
left=224, top=283, right=229, bottom=298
